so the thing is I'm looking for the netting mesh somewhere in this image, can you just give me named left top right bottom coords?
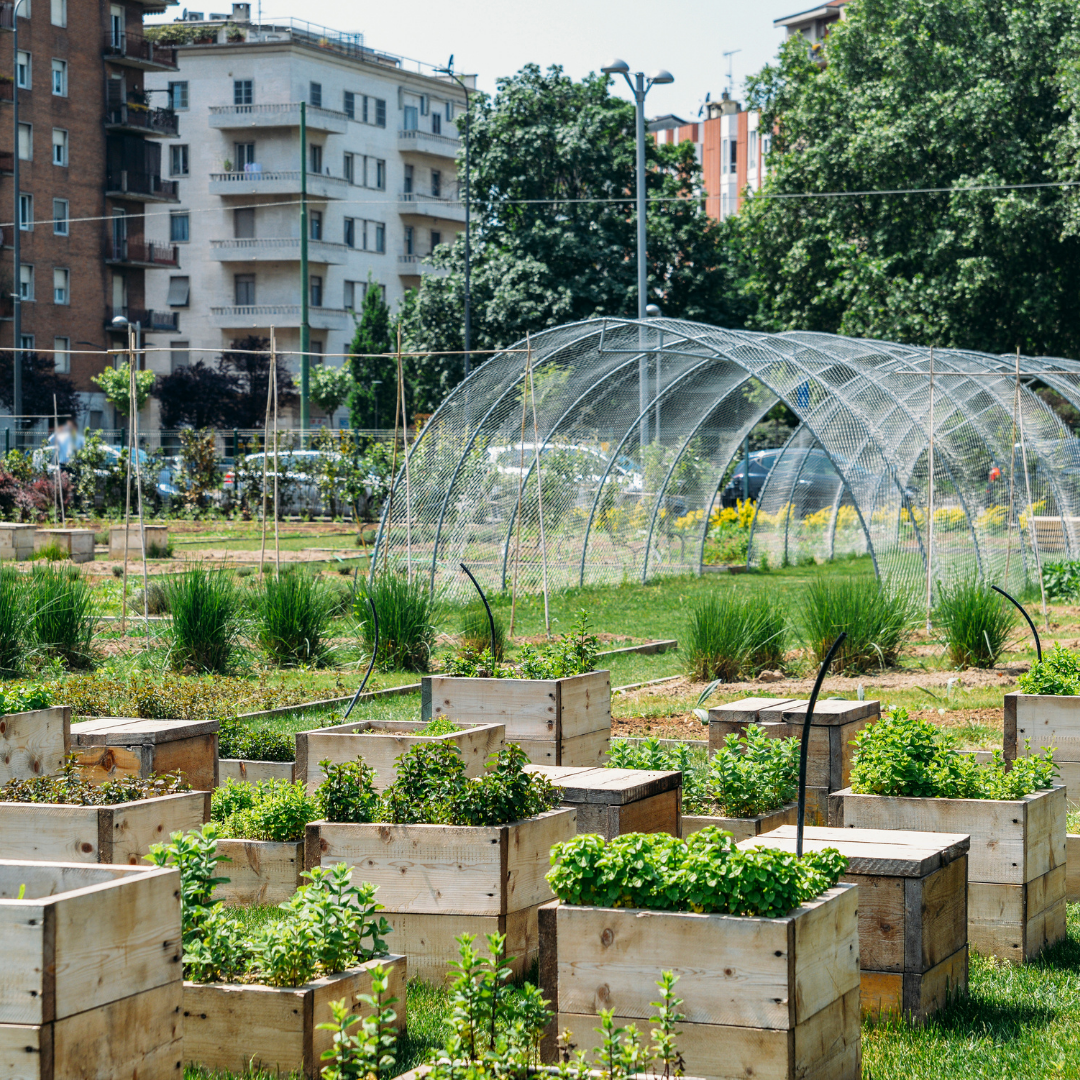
left=373, top=318, right=1080, bottom=602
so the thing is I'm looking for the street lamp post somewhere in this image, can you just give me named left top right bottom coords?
left=11, top=0, right=28, bottom=437
left=600, top=59, right=673, bottom=450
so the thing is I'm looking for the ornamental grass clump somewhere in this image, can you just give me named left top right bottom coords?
left=705, top=724, right=799, bottom=818
left=459, top=602, right=506, bottom=661
left=256, top=571, right=336, bottom=667
left=934, top=576, right=1016, bottom=669
left=849, top=707, right=1058, bottom=799
left=211, top=778, right=319, bottom=842
left=548, top=827, right=847, bottom=918
left=165, top=565, right=244, bottom=674
left=0, top=566, right=29, bottom=673
left=684, top=591, right=786, bottom=682
left=1018, top=642, right=1080, bottom=695
left=359, top=571, right=439, bottom=672
left=28, top=563, right=97, bottom=669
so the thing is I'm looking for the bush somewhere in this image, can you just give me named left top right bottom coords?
left=1018, top=642, right=1080, bottom=695
left=317, top=757, right=380, bottom=823
left=27, top=564, right=97, bottom=669
left=934, top=577, right=1016, bottom=669
left=1042, top=560, right=1080, bottom=602
left=217, top=717, right=295, bottom=762
left=3, top=755, right=188, bottom=805
left=256, top=571, right=335, bottom=667
left=608, top=737, right=709, bottom=813
left=126, top=581, right=170, bottom=615
left=459, top=603, right=505, bottom=660
left=706, top=725, right=800, bottom=817
left=801, top=578, right=913, bottom=674
left=358, top=572, right=438, bottom=672
left=165, top=565, right=244, bottom=673
left=211, top=778, right=318, bottom=842
left=684, top=591, right=786, bottom=682
left=0, top=566, right=29, bottom=673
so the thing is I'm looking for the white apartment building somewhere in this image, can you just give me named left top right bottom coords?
left=144, top=8, right=470, bottom=424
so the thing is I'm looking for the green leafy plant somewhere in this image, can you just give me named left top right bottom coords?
left=358, top=572, right=439, bottom=672
left=849, top=708, right=1058, bottom=799
left=0, top=680, right=52, bottom=713
left=1042, top=560, right=1080, bottom=601
left=684, top=591, right=786, bottom=682
left=211, top=778, right=319, bottom=842
left=27, top=564, right=97, bottom=669
left=91, top=362, right=155, bottom=416
left=706, top=725, right=799, bottom=818
left=218, top=717, right=295, bottom=762
left=256, top=571, right=336, bottom=667
left=1018, top=642, right=1080, bottom=695
left=548, top=826, right=848, bottom=918
left=934, top=577, right=1016, bottom=669
left=608, top=737, right=709, bottom=814
left=318, top=963, right=399, bottom=1080
left=165, top=565, right=244, bottom=673
left=422, top=715, right=462, bottom=737
left=317, top=757, right=381, bottom=823
left=2, top=755, right=188, bottom=805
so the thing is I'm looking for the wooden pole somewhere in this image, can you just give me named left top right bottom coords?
left=52, top=393, right=64, bottom=525
left=259, top=327, right=274, bottom=577
left=120, top=335, right=133, bottom=636
left=383, top=348, right=402, bottom=576
left=925, top=347, right=935, bottom=635
left=129, top=356, right=150, bottom=648
left=508, top=346, right=531, bottom=638
left=1016, top=350, right=1049, bottom=629
left=527, top=335, right=550, bottom=637
left=398, top=326, right=412, bottom=583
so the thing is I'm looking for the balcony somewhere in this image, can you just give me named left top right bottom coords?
left=398, top=128, right=460, bottom=160
left=397, top=191, right=465, bottom=223
left=398, top=254, right=448, bottom=278
left=106, top=239, right=180, bottom=268
left=209, top=237, right=349, bottom=264
left=0, top=149, right=12, bottom=174
left=209, top=304, right=349, bottom=330
left=106, top=170, right=180, bottom=203
left=105, top=307, right=180, bottom=332
left=0, top=3, right=14, bottom=30
left=208, top=169, right=348, bottom=199
left=208, top=102, right=348, bottom=134
left=106, top=103, right=179, bottom=138
left=103, top=32, right=178, bottom=71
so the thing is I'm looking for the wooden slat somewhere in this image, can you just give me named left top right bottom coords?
left=215, top=839, right=302, bottom=905
left=558, top=728, right=610, bottom=767
left=558, top=671, right=612, bottom=740
left=847, top=873, right=904, bottom=972
left=70, top=717, right=219, bottom=744
left=916, top=855, right=968, bottom=972
left=422, top=675, right=560, bottom=740
left=708, top=697, right=798, bottom=724
left=0, top=861, right=139, bottom=898
left=613, top=788, right=680, bottom=838
left=1024, top=783, right=1066, bottom=883
left=859, top=969, right=902, bottom=1022
left=72, top=745, right=147, bottom=786
left=0, top=901, right=47, bottom=1024
left=792, top=984, right=862, bottom=1080
left=0, top=708, right=70, bottom=785
left=759, top=723, right=832, bottom=788
left=506, top=809, right=576, bottom=911
left=1011, top=693, right=1080, bottom=758
left=683, top=802, right=797, bottom=842
left=1067, top=834, right=1080, bottom=902
left=0, top=1020, right=51, bottom=1080
left=770, top=699, right=881, bottom=726
left=528, top=765, right=681, bottom=804
left=792, top=884, right=861, bottom=1025
left=218, top=758, right=294, bottom=785
left=537, top=900, right=559, bottom=1063
left=904, top=945, right=968, bottom=1021
left=104, top=791, right=211, bottom=865
left=0, top=804, right=101, bottom=863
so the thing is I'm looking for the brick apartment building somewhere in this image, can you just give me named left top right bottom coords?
left=0, top=0, right=182, bottom=430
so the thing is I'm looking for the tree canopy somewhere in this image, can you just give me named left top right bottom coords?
left=348, top=281, right=394, bottom=429
left=0, top=353, right=79, bottom=429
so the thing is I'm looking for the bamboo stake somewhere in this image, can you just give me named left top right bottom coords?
left=527, top=334, right=550, bottom=637
left=398, top=326, right=412, bottom=583
left=272, top=332, right=280, bottom=576
left=120, top=335, right=133, bottom=636
left=259, top=327, right=274, bottom=576
left=925, top=347, right=935, bottom=635
left=129, top=358, right=150, bottom=648
left=52, top=393, right=64, bottom=525
left=508, top=347, right=531, bottom=638
left=1003, top=351, right=1020, bottom=589
left=1016, top=350, right=1049, bottom=629
left=383, top=348, right=402, bottom=576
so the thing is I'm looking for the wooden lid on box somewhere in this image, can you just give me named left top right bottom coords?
left=759, top=699, right=880, bottom=726
left=71, top=717, right=219, bottom=745
left=739, top=824, right=970, bottom=876
left=707, top=697, right=799, bottom=724
left=525, top=764, right=680, bottom=803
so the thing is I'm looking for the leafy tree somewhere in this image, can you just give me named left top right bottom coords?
left=154, top=361, right=237, bottom=429
left=218, top=336, right=298, bottom=428
left=348, top=281, right=394, bottom=429
left=310, top=364, right=352, bottom=419
left=737, top=0, right=1080, bottom=355
left=0, top=353, right=79, bottom=429
left=91, top=362, right=155, bottom=418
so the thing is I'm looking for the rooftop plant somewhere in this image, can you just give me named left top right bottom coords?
left=1, top=755, right=188, bottom=805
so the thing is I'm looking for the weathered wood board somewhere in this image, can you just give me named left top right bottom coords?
left=1068, top=833, right=1080, bottom=903
left=109, top=525, right=169, bottom=560
left=681, top=801, right=797, bottom=842
left=215, top=838, right=303, bottom=905
left=0, top=707, right=70, bottom=785
left=1006, top=693, right=1080, bottom=804
left=218, top=758, right=295, bottom=785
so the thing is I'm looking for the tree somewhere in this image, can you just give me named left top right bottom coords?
left=154, top=361, right=237, bottom=428
left=310, top=364, right=352, bottom=419
left=91, top=362, right=155, bottom=418
left=0, top=353, right=79, bottom=429
left=218, top=336, right=298, bottom=428
left=737, top=0, right=1080, bottom=355
left=396, top=64, right=748, bottom=412
left=348, top=281, right=394, bottom=429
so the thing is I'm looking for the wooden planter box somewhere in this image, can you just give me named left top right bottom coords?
left=537, top=886, right=861, bottom=1080
left=34, top=528, right=95, bottom=563
left=831, top=784, right=1066, bottom=962
left=216, top=838, right=304, bottom=904
left=0, top=790, right=210, bottom=864
left=72, top=717, right=219, bottom=791
left=681, top=801, right=797, bottom=842
left=526, top=764, right=681, bottom=839
left=0, top=859, right=183, bottom=1080
left=109, top=525, right=169, bottom=560
left=295, top=719, right=504, bottom=794
left=1005, top=692, right=1080, bottom=804
left=0, top=522, right=37, bottom=560
left=744, top=825, right=969, bottom=1022
left=219, top=758, right=295, bottom=785
left=1068, top=834, right=1080, bottom=903
left=0, top=706, right=70, bottom=784
left=183, top=953, right=406, bottom=1079
left=707, top=696, right=799, bottom=746
left=305, top=807, right=577, bottom=983
left=421, top=670, right=611, bottom=766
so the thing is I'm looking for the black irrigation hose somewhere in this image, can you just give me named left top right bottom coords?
left=460, top=561, right=497, bottom=660
left=342, top=593, right=378, bottom=722
left=991, top=584, right=1042, bottom=663
left=797, top=631, right=847, bottom=858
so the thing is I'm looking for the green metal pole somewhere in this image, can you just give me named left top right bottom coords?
left=299, top=100, right=310, bottom=436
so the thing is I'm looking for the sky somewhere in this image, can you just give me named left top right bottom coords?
left=154, top=0, right=804, bottom=117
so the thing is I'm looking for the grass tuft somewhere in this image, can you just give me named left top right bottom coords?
left=460, top=602, right=506, bottom=660
left=0, top=567, right=28, bottom=673
left=934, top=577, right=1017, bottom=669
left=165, top=565, right=244, bottom=674
left=28, top=564, right=96, bottom=669
left=256, top=572, right=335, bottom=667
left=684, top=590, right=787, bottom=681
left=359, top=572, right=439, bottom=672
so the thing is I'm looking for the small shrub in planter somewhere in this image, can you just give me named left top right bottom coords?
left=147, top=823, right=405, bottom=1078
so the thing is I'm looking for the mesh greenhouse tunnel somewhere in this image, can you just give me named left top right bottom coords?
left=373, top=317, right=1080, bottom=602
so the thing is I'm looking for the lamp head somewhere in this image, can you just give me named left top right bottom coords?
left=649, top=69, right=675, bottom=85
left=111, top=315, right=129, bottom=329
left=600, top=58, right=630, bottom=75
left=646, top=304, right=662, bottom=317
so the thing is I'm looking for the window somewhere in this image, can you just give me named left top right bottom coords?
left=403, top=105, right=418, bottom=131
left=343, top=152, right=353, bottom=183
left=233, top=207, right=254, bottom=238
left=17, top=123, right=31, bottom=160
left=748, top=130, right=758, bottom=170
left=18, top=193, right=32, bottom=231
left=16, top=51, right=30, bottom=90
left=404, top=226, right=414, bottom=255
left=309, top=341, right=323, bottom=363
left=431, top=169, right=441, bottom=197
left=310, top=210, right=322, bottom=240
left=343, top=90, right=355, bottom=119
left=721, top=139, right=730, bottom=174
left=430, top=230, right=441, bottom=253
left=51, top=59, right=66, bottom=96
left=233, top=79, right=253, bottom=106
left=19, top=265, right=33, bottom=301
left=309, top=81, right=322, bottom=107
left=234, top=274, right=255, bottom=306
left=419, top=95, right=428, bottom=116
left=52, top=129, right=68, bottom=166
left=728, top=138, right=737, bottom=173
left=53, top=198, right=68, bottom=235
left=374, top=222, right=385, bottom=253
left=234, top=142, right=255, bottom=169
left=344, top=218, right=355, bottom=248
left=170, top=342, right=190, bottom=371
left=168, top=81, right=189, bottom=110
left=309, top=143, right=322, bottom=174
left=344, top=280, right=358, bottom=310
left=362, top=95, right=369, bottom=123
left=19, top=335, right=33, bottom=352
left=762, top=134, right=771, bottom=157
left=88, top=410, right=103, bottom=430
left=53, top=338, right=70, bottom=374
left=170, top=144, right=189, bottom=176
left=50, top=0, right=65, bottom=26
left=53, top=268, right=69, bottom=305
left=375, top=159, right=385, bottom=189
left=375, top=98, right=386, bottom=127
left=432, top=111, right=441, bottom=135
left=309, top=275, right=323, bottom=307
left=167, top=276, right=190, bottom=307
left=111, top=209, right=126, bottom=252
left=109, top=4, right=123, bottom=48
left=403, top=164, right=413, bottom=194
left=169, top=212, right=189, bottom=243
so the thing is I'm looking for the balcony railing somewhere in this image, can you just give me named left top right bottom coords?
left=106, top=104, right=179, bottom=137
left=103, top=31, right=178, bottom=69
left=107, top=239, right=179, bottom=266
left=106, top=170, right=179, bottom=200
left=208, top=102, right=348, bottom=132
left=398, top=128, right=460, bottom=153
left=209, top=168, right=348, bottom=188
left=106, top=307, right=180, bottom=331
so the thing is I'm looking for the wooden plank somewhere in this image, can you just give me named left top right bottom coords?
left=422, top=675, right=560, bottom=740
left=0, top=861, right=139, bottom=898
left=759, top=722, right=833, bottom=789
left=1068, top=834, right=1080, bottom=902
left=71, top=745, right=147, bottom=786
left=916, top=854, right=968, bottom=971
left=860, top=969, right=902, bottom=1022
left=515, top=739, right=558, bottom=766
left=1024, top=784, right=1066, bottom=884
left=834, top=718, right=868, bottom=791
left=384, top=911, right=501, bottom=984
left=528, top=765, right=681, bottom=804
left=0, top=708, right=70, bottom=785
left=0, top=1021, right=51, bottom=1080
left=905, top=945, right=968, bottom=1021
left=537, top=900, right=558, bottom=1063
left=557, top=671, right=612, bottom=740
left=683, top=802, right=797, bottom=842
left=147, top=733, right=218, bottom=791
left=773, top=699, right=881, bottom=726
left=557, top=728, right=610, bottom=767
left=792, top=984, right=862, bottom=1080
left=506, top=809, right=577, bottom=913
left=613, top=789, right=680, bottom=838
left=0, top=901, right=47, bottom=1024
left=71, top=717, right=220, bottom=744
left=708, top=698, right=799, bottom=724
left=103, top=791, right=211, bottom=865
left=1055, top=759, right=1080, bottom=805
left=1011, top=693, right=1080, bottom=758
left=218, top=758, right=295, bottom=785
left=848, top=873, right=904, bottom=972
left=792, top=884, right=861, bottom=1025
left=215, top=839, right=303, bottom=905
left=1029, top=898, right=1067, bottom=960
left=1003, top=692, right=1018, bottom=760
left=0, top=804, right=101, bottom=863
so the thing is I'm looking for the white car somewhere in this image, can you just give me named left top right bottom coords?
left=486, top=443, right=644, bottom=492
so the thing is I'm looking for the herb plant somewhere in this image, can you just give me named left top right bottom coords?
left=256, top=571, right=336, bottom=667
left=1, top=756, right=189, bottom=805
left=608, top=737, right=709, bottom=814
left=706, top=725, right=799, bottom=817
left=684, top=591, right=786, bottom=681
left=217, top=717, right=296, bottom=762
left=358, top=572, right=439, bottom=673
left=422, top=715, right=463, bottom=737
left=0, top=681, right=53, bottom=714
left=1042, top=560, right=1080, bottom=602
left=317, top=758, right=381, bottom=823
left=1018, top=642, right=1080, bottom=696
left=548, top=827, right=848, bottom=918
left=318, top=963, right=400, bottom=1080
left=165, top=565, right=245, bottom=674
left=849, top=708, right=1058, bottom=799
left=211, top=778, right=319, bottom=842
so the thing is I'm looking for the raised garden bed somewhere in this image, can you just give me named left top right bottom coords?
left=34, top=528, right=95, bottom=563
left=218, top=758, right=294, bottom=784
left=1005, top=691, right=1080, bottom=803
left=682, top=801, right=797, bottom=842
left=72, top=717, right=218, bottom=790
left=214, top=837, right=304, bottom=904
left=295, top=719, right=505, bottom=793
left=420, top=670, right=611, bottom=766
left=0, top=522, right=37, bottom=560
left=0, top=706, right=70, bottom=784
left=746, top=824, right=969, bottom=1022
left=0, top=859, right=182, bottom=1080
left=707, top=696, right=799, bottom=744
left=526, top=764, right=681, bottom=839
left=109, top=524, right=169, bottom=559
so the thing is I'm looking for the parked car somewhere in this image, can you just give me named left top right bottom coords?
left=486, top=443, right=644, bottom=493
left=223, top=449, right=380, bottom=517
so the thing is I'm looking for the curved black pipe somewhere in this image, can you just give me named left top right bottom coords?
left=798, top=632, right=847, bottom=857
left=342, top=594, right=379, bottom=722
left=991, top=584, right=1041, bottom=663
left=460, top=561, right=497, bottom=660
